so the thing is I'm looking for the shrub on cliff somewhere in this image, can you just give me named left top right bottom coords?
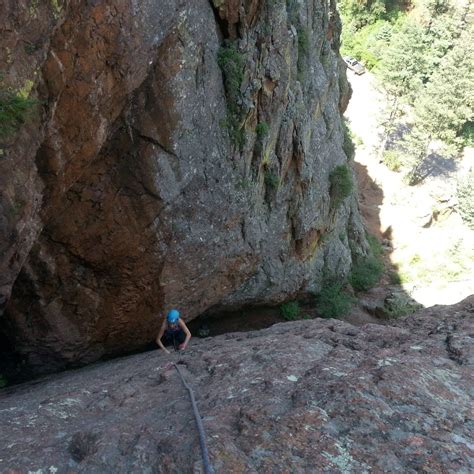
left=217, top=41, right=246, bottom=148
left=280, top=301, right=300, bottom=320
left=0, top=89, right=38, bottom=138
left=217, top=41, right=244, bottom=104
left=256, top=122, right=270, bottom=139
left=264, top=170, right=279, bottom=189
left=316, top=281, right=353, bottom=318
left=350, top=257, right=383, bottom=291
left=342, top=119, right=356, bottom=160
left=350, top=234, right=384, bottom=291
left=329, top=164, right=353, bottom=208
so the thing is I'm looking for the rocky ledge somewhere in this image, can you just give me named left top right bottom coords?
left=0, top=297, right=473, bottom=473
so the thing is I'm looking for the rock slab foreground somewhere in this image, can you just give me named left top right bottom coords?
left=0, top=297, right=473, bottom=473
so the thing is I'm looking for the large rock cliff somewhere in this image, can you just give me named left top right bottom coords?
left=0, top=0, right=366, bottom=372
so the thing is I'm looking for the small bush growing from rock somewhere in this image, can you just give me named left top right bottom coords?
left=384, top=292, right=423, bottom=318
left=297, top=27, right=310, bottom=81
left=256, top=122, right=270, bottom=139
left=217, top=41, right=244, bottom=103
left=316, top=282, right=353, bottom=318
left=297, top=27, right=309, bottom=56
left=0, top=89, right=38, bottom=138
left=217, top=41, right=246, bottom=149
left=265, top=170, right=279, bottom=189
left=350, top=233, right=384, bottom=291
left=280, top=301, right=300, bottom=320
left=350, top=257, right=383, bottom=291
left=367, top=233, right=383, bottom=258
left=389, top=271, right=402, bottom=285
left=342, top=119, right=356, bottom=160
left=329, top=164, right=353, bottom=208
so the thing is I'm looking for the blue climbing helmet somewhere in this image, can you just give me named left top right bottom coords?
left=167, top=309, right=180, bottom=324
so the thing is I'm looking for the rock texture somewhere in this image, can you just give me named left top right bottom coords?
left=1, top=0, right=367, bottom=371
left=0, top=297, right=473, bottom=472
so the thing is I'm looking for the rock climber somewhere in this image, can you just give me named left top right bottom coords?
left=156, top=309, right=192, bottom=354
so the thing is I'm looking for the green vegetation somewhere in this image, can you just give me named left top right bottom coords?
left=297, top=27, right=309, bottom=56
left=264, top=169, right=280, bottom=189
left=342, top=119, right=356, bottom=160
left=397, top=23, right=474, bottom=184
left=51, top=0, right=63, bottom=15
left=24, top=42, right=39, bottom=55
left=29, top=0, right=40, bottom=18
left=389, top=271, right=402, bottom=284
left=297, top=27, right=310, bottom=81
left=256, top=122, right=270, bottom=139
left=341, top=0, right=474, bottom=184
left=456, top=169, right=474, bottom=230
left=217, top=41, right=246, bottom=149
left=285, top=0, right=310, bottom=82
left=350, top=257, right=383, bottom=291
left=381, top=149, right=402, bottom=171
left=0, top=88, right=38, bottom=139
left=340, top=0, right=397, bottom=30
left=342, top=19, right=399, bottom=70
left=384, top=292, right=422, bottom=318
left=0, top=375, right=7, bottom=388
left=255, top=123, right=270, bottom=155
left=340, top=0, right=403, bottom=69
left=350, top=234, right=383, bottom=291
left=280, top=301, right=300, bottom=320
left=461, top=122, right=474, bottom=147
left=316, top=281, right=353, bottom=318
left=367, top=233, right=383, bottom=258
left=329, top=164, right=353, bottom=208
left=217, top=41, right=244, bottom=103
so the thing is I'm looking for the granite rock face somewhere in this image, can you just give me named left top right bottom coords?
left=0, top=297, right=473, bottom=472
left=0, top=0, right=365, bottom=371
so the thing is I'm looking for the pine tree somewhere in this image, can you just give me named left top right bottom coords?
left=379, top=20, right=432, bottom=102
left=406, top=24, right=474, bottom=157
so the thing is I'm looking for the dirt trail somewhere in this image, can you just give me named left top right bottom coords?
left=345, top=71, right=474, bottom=307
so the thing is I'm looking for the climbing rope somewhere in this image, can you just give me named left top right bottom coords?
left=173, top=363, right=214, bottom=474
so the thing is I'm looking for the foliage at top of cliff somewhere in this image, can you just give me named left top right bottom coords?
left=340, top=0, right=474, bottom=184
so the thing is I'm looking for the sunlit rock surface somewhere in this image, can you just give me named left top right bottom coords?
left=0, top=297, right=472, bottom=472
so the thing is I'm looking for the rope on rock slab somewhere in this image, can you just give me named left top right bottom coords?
left=173, top=363, right=214, bottom=474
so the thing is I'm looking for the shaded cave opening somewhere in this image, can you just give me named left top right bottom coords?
left=0, top=325, right=23, bottom=387
left=187, top=297, right=386, bottom=340
left=187, top=305, right=290, bottom=339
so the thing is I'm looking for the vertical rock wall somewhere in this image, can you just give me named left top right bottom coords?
left=0, top=0, right=368, bottom=372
